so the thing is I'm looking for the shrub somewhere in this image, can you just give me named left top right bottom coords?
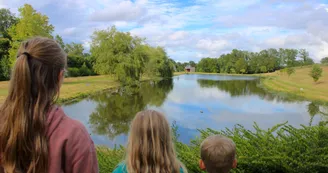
left=68, top=67, right=80, bottom=77
left=309, top=64, right=323, bottom=82
left=240, top=69, right=246, bottom=74
left=286, top=68, right=295, bottom=77
left=230, top=68, right=236, bottom=74
left=97, top=123, right=328, bottom=173
left=176, top=123, right=328, bottom=173
left=97, top=146, right=125, bottom=173
left=260, top=66, right=267, bottom=73
left=79, top=63, right=92, bottom=76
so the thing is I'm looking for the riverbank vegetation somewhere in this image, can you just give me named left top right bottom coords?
left=97, top=122, right=328, bottom=173
left=0, top=75, right=120, bottom=104
left=262, top=65, right=328, bottom=102
left=195, top=48, right=315, bottom=74
left=91, top=26, right=174, bottom=85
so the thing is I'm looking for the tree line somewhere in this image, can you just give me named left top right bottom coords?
left=0, top=4, right=175, bottom=85
left=196, top=48, right=317, bottom=74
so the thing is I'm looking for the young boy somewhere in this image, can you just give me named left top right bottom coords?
left=199, top=135, right=237, bottom=173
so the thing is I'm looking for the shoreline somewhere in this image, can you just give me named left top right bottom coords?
left=0, top=75, right=162, bottom=105
left=1, top=66, right=327, bottom=104
left=177, top=67, right=328, bottom=103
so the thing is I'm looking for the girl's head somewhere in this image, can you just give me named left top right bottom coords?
left=0, top=37, right=67, bottom=173
left=126, top=110, right=182, bottom=173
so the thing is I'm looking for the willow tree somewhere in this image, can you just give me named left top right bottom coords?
left=91, top=26, right=147, bottom=85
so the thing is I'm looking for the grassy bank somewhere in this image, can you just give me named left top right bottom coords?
left=262, top=66, right=328, bottom=103
left=0, top=75, right=120, bottom=104
left=0, top=74, right=181, bottom=104
left=97, top=122, right=328, bottom=173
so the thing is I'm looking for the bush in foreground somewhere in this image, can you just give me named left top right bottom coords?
left=97, top=122, right=328, bottom=173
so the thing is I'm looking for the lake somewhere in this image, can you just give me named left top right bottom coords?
left=62, top=74, right=327, bottom=147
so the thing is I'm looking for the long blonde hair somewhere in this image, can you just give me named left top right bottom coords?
left=126, top=110, right=184, bottom=173
left=0, top=37, right=66, bottom=173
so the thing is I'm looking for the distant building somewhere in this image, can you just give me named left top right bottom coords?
left=185, top=65, right=195, bottom=72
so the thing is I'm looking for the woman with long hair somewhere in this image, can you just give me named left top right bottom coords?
left=0, top=37, right=98, bottom=173
left=113, top=110, right=186, bottom=173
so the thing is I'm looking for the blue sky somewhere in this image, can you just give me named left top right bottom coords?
left=1, top=0, right=328, bottom=62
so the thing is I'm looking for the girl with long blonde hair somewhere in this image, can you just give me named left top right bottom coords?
left=113, top=110, right=186, bottom=173
left=0, top=37, right=98, bottom=173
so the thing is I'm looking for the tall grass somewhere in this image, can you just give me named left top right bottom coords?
left=97, top=122, right=328, bottom=173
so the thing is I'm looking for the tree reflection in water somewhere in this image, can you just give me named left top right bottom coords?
left=197, top=79, right=328, bottom=125
left=88, top=79, right=173, bottom=139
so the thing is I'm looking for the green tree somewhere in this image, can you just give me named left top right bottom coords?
left=286, top=67, right=295, bottom=77
left=0, top=9, right=17, bottom=80
left=298, top=49, right=314, bottom=66
left=55, top=35, right=65, bottom=50
left=65, top=42, right=84, bottom=56
left=8, top=4, right=54, bottom=66
left=91, top=26, right=146, bottom=85
left=79, top=62, right=91, bottom=76
left=197, top=57, right=218, bottom=73
left=176, top=62, right=185, bottom=72
left=189, top=61, right=196, bottom=67
left=0, top=9, right=18, bottom=38
left=260, top=66, right=267, bottom=73
left=321, top=57, right=328, bottom=65
left=235, top=58, right=247, bottom=74
left=143, top=46, right=174, bottom=78
left=309, top=64, right=323, bottom=82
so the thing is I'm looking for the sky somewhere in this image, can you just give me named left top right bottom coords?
left=1, top=0, right=328, bottom=62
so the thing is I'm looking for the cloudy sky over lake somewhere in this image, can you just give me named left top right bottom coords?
left=1, top=0, right=328, bottom=62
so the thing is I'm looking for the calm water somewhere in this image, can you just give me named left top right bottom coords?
left=62, top=74, right=327, bottom=147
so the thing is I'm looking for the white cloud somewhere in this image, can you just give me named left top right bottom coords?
left=62, top=27, right=77, bottom=36
left=196, top=39, right=230, bottom=53
left=90, top=0, right=147, bottom=22
left=168, top=31, right=188, bottom=41
left=1, top=0, right=328, bottom=61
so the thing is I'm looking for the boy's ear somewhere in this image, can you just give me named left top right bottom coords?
left=232, top=158, right=237, bottom=168
left=199, top=160, right=206, bottom=170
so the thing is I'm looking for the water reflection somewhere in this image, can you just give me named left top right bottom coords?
left=88, top=79, right=173, bottom=138
left=62, top=74, right=328, bottom=147
left=307, top=101, right=328, bottom=126
left=197, top=79, right=328, bottom=125
left=197, top=79, right=295, bottom=102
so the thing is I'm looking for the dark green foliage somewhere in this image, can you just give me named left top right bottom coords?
left=260, top=66, right=267, bottom=73
left=310, top=64, right=323, bottom=82
left=0, top=9, right=17, bottom=80
left=97, top=146, right=125, bottom=173
left=79, top=63, right=92, bottom=76
left=67, top=54, right=96, bottom=77
left=286, top=67, right=295, bottom=77
left=97, top=123, right=328, bottom=173
left=175, top=123, right=328, bottom=173
left=196, top=48, right=314, bottom=74
left=68, top=67, right=80, bottom=77
left=197, top=57, right=219, bottom=73
left=0, top=9, right=17, bottom=38
left=321, top=57, right=328, bottom=65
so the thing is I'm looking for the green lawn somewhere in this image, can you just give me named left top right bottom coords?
left=0, top=75, right=120, bottom=104
left=262, top=65, right=328, bottom=102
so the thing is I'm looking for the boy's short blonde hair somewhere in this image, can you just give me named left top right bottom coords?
left=200, top=135, right=236, bottom=173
